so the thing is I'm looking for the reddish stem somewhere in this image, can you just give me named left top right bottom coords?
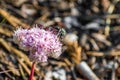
left=29, top=62, right=36, bottom=80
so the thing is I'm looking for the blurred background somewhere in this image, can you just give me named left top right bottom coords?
left=0, top=0, right=120, bottom=80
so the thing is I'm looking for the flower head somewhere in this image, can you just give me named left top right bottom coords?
left=13, top=25, right=62, bottom=62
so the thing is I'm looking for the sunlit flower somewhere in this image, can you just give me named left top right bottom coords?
left=13, top=25, right=62, bottom=62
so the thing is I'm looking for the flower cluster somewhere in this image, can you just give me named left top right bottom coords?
left=13, top=25, right=62, bottom=62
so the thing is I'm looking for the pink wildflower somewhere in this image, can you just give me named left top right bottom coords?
left=13, top=25, right=62, bottom=62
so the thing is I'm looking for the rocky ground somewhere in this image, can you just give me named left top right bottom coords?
left=0, top=0, right=120, bottom=80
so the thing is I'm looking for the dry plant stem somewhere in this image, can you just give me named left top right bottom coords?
left=18, top=59, right=36, bottom=80
left=67, top=41, right=82, bottom=64
left=29, top=62, right=36, bottom=80
left=104, top=0, right=119, bottom=36
left=87, top=51, right=120, bottom=56
left=0, top=26, right=13, bottom=37
left=0, top=9, right=30, bottom=28
left=18, top=59, right=31, bottom=76
left=0, top=65, right=13, bottom=79
left=19, top=64, right=27, bottom=80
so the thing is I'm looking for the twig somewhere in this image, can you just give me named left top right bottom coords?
left=105, top=14, right=120, bottom=19
left=67, top=41, right=82, bottom=64
left=86, top=51, right=120, bottom=56
left=0, top=9, right=30, bottom=28
left=18, top=64, right=27, bottom=80
left=18, top=59, right=30, bottom=75
left=104, top=0, right=119, bottom=36
left=0, top=65, right=13, bottom=79
left=18, top=59, right=36, bottom=80
left=63, top=58, right=72, bottom=67
left=0, top=26, right=13, bottom=37
left=0, top=69, right=13, bottom=74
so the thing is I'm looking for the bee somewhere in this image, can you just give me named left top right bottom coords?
left=55, top=27, right=66, bottom=40
left=46, top=26, right=66, bottom=41
left=35, top=24, right=66, bottom=41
